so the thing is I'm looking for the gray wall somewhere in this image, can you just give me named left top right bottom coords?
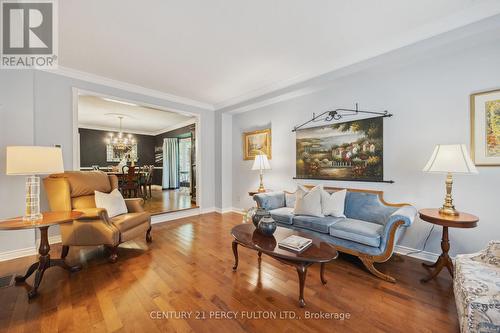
left=78, top=128, right=156, bottom=167
left=230, top=28, right=500, bottom=257
left=0, top=71, right=37, bottom=253
left=0, top=70, right=215, bottom=255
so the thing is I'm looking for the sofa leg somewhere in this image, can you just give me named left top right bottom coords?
left=146, top=227, right=152, bottom=243
left=360, top=257, right=396, bottom=283
left=61, top=245, right=69, bottom=259
left=108, top=246, right=118, bottom=263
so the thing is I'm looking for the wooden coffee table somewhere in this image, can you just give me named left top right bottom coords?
left=231, top=223, right=338, bottom=307
left=0, top=211, right=83, bottom=299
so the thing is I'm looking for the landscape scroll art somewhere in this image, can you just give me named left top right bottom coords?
left=296, top=117, right=383, bottom=182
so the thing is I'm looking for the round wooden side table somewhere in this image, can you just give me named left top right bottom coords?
left=0, top=211, right=83, bottom=299
left=418, top=208, right=478, bottom=283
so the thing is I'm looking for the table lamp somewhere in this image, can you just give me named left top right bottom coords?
left=252, top=153, right=271, bottom=193
left=423, top=144, right=478, bottom=216
left=6, top=146, right=64, bottom=221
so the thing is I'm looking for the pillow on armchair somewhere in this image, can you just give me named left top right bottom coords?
left=95, top=189, right=128, bottom=218
left=293, top=185, right=324, bottom=217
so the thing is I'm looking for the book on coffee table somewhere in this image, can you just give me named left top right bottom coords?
left=278, top=235, right=312, bottom=253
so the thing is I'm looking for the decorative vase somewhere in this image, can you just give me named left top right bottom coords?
left=252, top=208, right=268, bottom=227
left=258, top=216, right=277, bottom=236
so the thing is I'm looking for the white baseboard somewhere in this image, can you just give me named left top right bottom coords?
left=152, top=207, right=204, bottom=224
left=0, top=234, right=63, bottom=262
left=394, top=245, right=439, bottom=263
left=0, top=247, right=37, bottom=262
left=214, top=207, right=245, bottom=214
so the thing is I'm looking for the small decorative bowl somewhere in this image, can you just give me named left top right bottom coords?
left=258, top=216, right=277, bottom=236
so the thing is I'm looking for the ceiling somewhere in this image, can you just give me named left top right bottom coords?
left=78, top=95, right=195, bottom=135
left=60, top=0, right=500, bottom=108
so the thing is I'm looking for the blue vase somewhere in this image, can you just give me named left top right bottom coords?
left=258, top=216, right=277, bottom=236
left=252, top=208, right=268, bottom=227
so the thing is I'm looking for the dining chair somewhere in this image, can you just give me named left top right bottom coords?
left=121, top=166, right=141, bottom=198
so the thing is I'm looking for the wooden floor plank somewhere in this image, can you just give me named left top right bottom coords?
left=0, top=212, right=459, bottom=333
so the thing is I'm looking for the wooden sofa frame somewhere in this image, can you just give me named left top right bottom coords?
left=257, top=186, right=410, bottom=283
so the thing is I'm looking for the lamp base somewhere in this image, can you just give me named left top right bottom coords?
left=439, top=206, right=459, bottom=216
left=257, top=173, right=266, bottom=192
left=439, top=173, right=459, bottom=216
left=23, top=175, right=42, bottom=222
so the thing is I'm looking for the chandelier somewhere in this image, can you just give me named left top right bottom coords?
left=105, top=116, right=136, bottom=151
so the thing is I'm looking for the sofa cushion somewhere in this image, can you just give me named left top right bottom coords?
left=329, top=219, right=383, bottom=247
left=111, top=212, right=150, bottom=233
left=269, top=207, right=294, bottom=225
left=293, top=215, right=344, bottom=234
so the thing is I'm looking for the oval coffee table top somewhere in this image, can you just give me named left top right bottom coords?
left=231, top=223, right=338, bottom=263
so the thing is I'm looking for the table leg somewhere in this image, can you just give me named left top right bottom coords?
left=296, top=264, right=308, bottom=308
left=320, top=263, right=327, bottom=285
left=258, top=251, right=262, bottom=262
left=14, top=262, right=39, bottom=283
left=421, top=226, right=453, bottom=282
left=232, top=241, right=239, bottom=271
left=15, top=226, right=82, bottom=299
left=27, top=226, right=50, bottom=299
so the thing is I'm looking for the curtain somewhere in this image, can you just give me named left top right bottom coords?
left=162, top=138, right=179, bottom=189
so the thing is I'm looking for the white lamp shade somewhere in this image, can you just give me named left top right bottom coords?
left=423, top=144, right=478, bottom=174
left=6, top=146, right=64, bottom=175
left=252, top=154, right=271, bottom=170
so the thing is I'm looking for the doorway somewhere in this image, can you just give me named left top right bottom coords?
left=72, top=88, right=201, bottom=215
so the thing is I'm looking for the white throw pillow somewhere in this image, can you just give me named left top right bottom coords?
left=285, top=192, right=296, bottom=208
left=293, top=185, right=324, bottom=217
left=94, top=189, right=128, bottom=218
left=321, top=189, right=347, bottom=217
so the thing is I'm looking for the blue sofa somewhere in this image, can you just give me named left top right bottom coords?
left=254, top=188, right=417, bottom=282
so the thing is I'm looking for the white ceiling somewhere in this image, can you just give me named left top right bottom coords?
left=60, top=0, right=500, bottom=108
left=78, top=95, right=195, bottom=135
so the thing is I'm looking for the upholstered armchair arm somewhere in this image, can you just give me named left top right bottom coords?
left=74, top=208, right=110, bottom=223
left=253, top=192, right=285, bottom=210
left=125, top=198, right=145, bottom=213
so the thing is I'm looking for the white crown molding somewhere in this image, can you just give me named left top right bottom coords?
left=39, top=66, right=214, bottom=111
left=151, top=118, right=197, bottom=136
left=78, top=124, right=159, bottom=136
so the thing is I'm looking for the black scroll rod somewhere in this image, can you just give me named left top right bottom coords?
left=292, top=103, right=392, bottom=132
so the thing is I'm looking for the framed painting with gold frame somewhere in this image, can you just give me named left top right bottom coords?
left=243, top=129, right=272, bottom=160
left=471, top=89, right=500, bottom=166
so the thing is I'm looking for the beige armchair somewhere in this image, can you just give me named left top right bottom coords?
left=43, top=171, right=152, bottom=263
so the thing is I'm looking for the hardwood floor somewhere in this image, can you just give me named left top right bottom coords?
left=0, top=212, right=459, bottom=333
left=143, top=188, right=197, bottom=215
